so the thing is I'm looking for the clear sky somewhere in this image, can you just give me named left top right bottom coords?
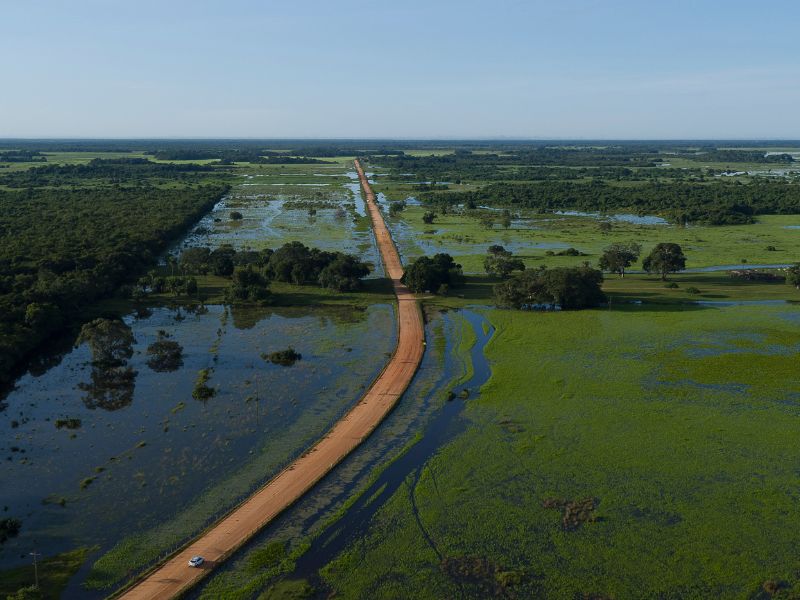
left=2, top=0, right=799, bottom=139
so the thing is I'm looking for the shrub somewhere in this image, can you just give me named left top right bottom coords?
left=263, top=348, right=302, bottom=366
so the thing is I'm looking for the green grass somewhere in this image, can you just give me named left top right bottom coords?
left=420, top=271, right=799, bottom=312
left=316, top=303, right=800, bottom=598
left=0, top=547, right=92, bottom=600
left=374, top=194, right=800, bottom=274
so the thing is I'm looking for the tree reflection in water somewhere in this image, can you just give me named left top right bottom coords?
left=76, top=318, right=137, bottom=411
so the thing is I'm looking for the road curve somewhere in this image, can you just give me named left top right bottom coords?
left=115, top=160, right=424, bottom=599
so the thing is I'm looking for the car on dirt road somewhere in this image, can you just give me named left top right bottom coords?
left=188, top=556, right=205, bottom=568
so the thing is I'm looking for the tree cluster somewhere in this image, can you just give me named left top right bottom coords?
left=174, top=242, right=372, bottom=299
left=422, top=179, right=800, bottom=226
left=598, top=242, right=642, bottom=277
left=484, top=245, right=525, bottom=278
left=642, top=243, right=687, bottom=280
left=0, top=183, right=227, bottom=388
left=401, top=253, right=463, bottom=294
left=494, top=265, right=606, bottom=310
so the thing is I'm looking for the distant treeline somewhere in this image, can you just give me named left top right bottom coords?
left=148, top=146, right=408, bottom=161
left=0, top=158, right=221, bottom=187
left=371, top=146, right=797, bottom=184
left=0, top=183, right=228, bottom=389
left=388, top=164, right=710, bottom=184
left=683, top=149, right=795, bottom=163
left=372, top=149, right=660, bottom=177
left=147, top=149, right=330, bottom=164
left=421, top=179, right=800, bottom=225
left=0, top=150, right=47, bottom=162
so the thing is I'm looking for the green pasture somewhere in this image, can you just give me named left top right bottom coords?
left=317, top=303, right=800, bottom=598
left=376, top=203, right=800, bottom=273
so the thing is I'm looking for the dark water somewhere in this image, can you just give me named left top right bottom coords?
left=0, top=304, right=395, bottom=579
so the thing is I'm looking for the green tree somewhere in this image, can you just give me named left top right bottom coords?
left=389, top=200, right=406, bottom=216
left=227, top=266, right=270, bottom=303
left=422, top=211, right=436, bottom=224
left=598, top=242, right=642, bottom=277
left=76, top=318, right=135, bottom=368
left=401, top=253, right=462, bottom=294
left=6, top=586, right=43, bottom=600
left=484, top=247, right=525, bottom=279
left=24, top=302, right=62, bottom=331
left=179, top=247, right=211, bottom=274
left=642, top=243, right=687, bottom=280
left=494, top=266, right=606, bottom=310
left=210, top=246, right=236, bottom=277
left=318, top=255, right=371, bottom=292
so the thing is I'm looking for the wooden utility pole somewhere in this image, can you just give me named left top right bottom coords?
left=29, top=550, right=41, bottom=589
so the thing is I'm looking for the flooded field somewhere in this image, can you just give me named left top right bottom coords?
left=174, top=165, right=382, bottom=276
left=0, top=160, right=397, bottom=594
left=0, top=303, right=395, bottom=579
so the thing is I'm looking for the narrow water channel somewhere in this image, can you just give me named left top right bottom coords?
left=283, top=310, right=493, bottom=590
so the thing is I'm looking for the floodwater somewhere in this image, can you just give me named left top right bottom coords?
left=171, top=170, right=381, bottom=273
left=0, top=304, right=395, bottom=574
left=0, top=162, right=393, bottom=587
left=681, top=263, right=792, bottom=273
left=554, top=210, right=670, bottom=226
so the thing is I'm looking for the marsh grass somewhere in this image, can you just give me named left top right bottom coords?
left=314, top=304, right=800, bottom=598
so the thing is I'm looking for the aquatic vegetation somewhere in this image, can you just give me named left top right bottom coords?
left=262, top=348, right=302, bottom=366
left=311, top=304, right=800, bottom=598
left=192, top=368, right=216, bottom=400
left=145, top=333, right=184, bottom=372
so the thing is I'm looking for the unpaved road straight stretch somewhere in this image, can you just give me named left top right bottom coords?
left=117, top=160, right=425, bottom=599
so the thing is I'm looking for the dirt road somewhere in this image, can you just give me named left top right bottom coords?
left=116, top=160, right=424, bottom=599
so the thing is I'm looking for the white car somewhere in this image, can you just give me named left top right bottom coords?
left=188, top=556, right=205, bottom=568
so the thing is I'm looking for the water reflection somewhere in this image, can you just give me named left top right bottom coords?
left=76, top=318, right=138, bottom=411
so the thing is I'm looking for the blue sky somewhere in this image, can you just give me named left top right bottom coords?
left=1, top=0, right=798, bottom=139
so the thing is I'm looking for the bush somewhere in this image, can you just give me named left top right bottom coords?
left=263, top=348, right=302, bottom=366
left=230, top=211, right=243, bottom=220
left=192, top=368, right=215, bottom=400
left=145, top=334, right=184, bottom=372
left=484, top=247, right=525, bottom=279
left=401, top=254, right=463, bottom=294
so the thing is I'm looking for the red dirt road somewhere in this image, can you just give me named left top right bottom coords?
left=116, top=161, right=424, bottom=599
